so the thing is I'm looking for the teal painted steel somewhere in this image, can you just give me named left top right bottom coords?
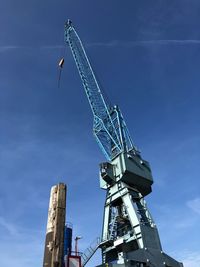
left=64, top=20, right=183, bottom=267
left=64, top=20, right=137, bottom=161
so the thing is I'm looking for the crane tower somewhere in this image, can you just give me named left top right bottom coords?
left=64, top=20, right=183, bottom=267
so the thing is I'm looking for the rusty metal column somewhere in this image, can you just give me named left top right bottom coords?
left=43, top=183, right=66, bottom=267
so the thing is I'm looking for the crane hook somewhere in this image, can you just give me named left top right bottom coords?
left=59, top=58, right=64, bottom=68
left=58, top=58, right=65, bottom=88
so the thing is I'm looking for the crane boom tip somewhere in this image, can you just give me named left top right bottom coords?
left=65, top=19, right=72, bottom=28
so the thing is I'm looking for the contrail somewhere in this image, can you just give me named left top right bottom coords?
left=86, top=39, right=200, bottom=48
left=0, top=45, right=65, bottom=53
left=1, top=40, right=200, bottom=53
left=0, top=46, right=20, bottom=53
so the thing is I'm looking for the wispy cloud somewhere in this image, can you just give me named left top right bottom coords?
left=0, top=45, right=20, bottom=53
left=155, top=197, right=200, bottom=231
left=0, top=45, right=65, bottom=53
left=175, top=250, right=200, bottom=267
left=40, top=45, right=64, bottom=49
left=0, top=228, right=43, bottom=267
left=87, top=39, right=200, bottom=48
left=174, top=216, right=198, bottom=229
left=0, top=216, right=19, bottom=236
left=187, top=197, right=200, bottom=215
left=0, top=214, right=44, bottom=267
left=2, top=39, right=200, bottom=53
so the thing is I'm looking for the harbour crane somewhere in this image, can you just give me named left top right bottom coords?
left=64, top=20, right=183, bottom=267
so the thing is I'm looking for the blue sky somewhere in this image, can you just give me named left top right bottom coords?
left=0, top=1, right=200, bottom=266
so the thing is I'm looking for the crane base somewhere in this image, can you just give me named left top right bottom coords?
left=96, top=248, right=184, bottom=267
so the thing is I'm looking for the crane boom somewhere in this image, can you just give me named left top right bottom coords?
left=64, top=20, right=137, bottom=160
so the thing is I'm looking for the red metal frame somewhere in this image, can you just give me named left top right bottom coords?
left=66, top=255, right=81, bottom=267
